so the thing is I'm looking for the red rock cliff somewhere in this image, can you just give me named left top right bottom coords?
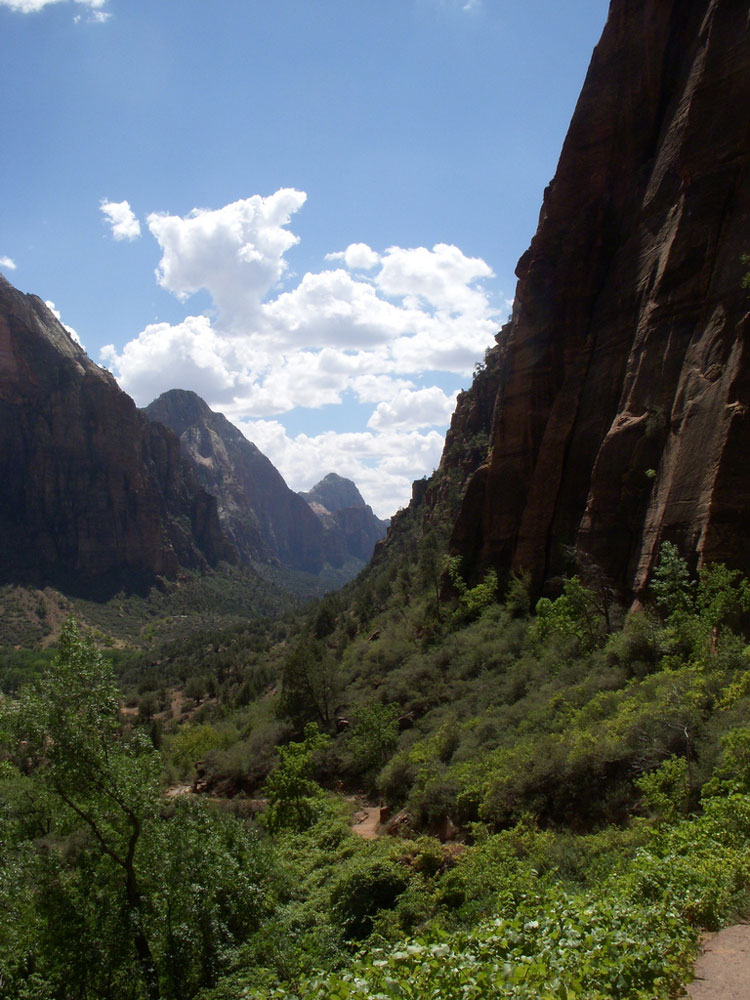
left=452, top=0, right=750, bottom=596
left=0, top=277, right=232, bottom=594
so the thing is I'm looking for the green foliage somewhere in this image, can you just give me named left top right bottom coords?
left=8, top=507, right=750, bottom=1000
left=167, top=723, right=236, bottom=776
left=264, top=724, right=331, bottom=832
left=280, top=639, right=339, bottom=730
left=532, top=577, right=607, bottom=652
left=346, top=702, right=399, bottom=781
left=636, top=755, right=691, bottom=823
left=444, top=556, right=498, bottom=626
left=650, top=541, right=694, bottom=617
left=0, top=620, right=278, bottom=1000
left=702, top=726, right=750, bottom=797
left=257, top=889, right=697, bottom=1000
left=330, top=855, right=409, bottom=939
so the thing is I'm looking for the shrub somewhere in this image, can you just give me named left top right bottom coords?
left=330, top=856, right=409, bottom=939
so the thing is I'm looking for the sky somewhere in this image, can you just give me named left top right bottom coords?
left=0, top=0, right=609, bottom=519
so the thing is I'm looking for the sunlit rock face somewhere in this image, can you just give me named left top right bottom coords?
left=452, top=0, right=750, bottom=596
left=0, top=276, right=231, bottom=595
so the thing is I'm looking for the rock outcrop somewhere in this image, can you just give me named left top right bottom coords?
left=300, top=473, right=390, bottom=565
left=0, top=277, right=232, bottom=595
left=452, top=0, right=750, bottom=597
left=145, top=390, right=328, bottom=574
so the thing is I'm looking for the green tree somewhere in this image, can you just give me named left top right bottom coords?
left=533, top=576, right=606, bottom=652
left=347, top=702, right=399, bottom=780
left=0, top=620, right=278, bottom=1000
left=1, top=619, right=162, bottom=999
left=263, top=723, right=330, bottom=832
left=280, top=639, right=339, bottom=730
left=650, top=542, right=694, bottom=618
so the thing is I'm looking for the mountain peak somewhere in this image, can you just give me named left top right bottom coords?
left=301, top=473, right=366, bottom=513
left=145, top=389, right=214, bottom=439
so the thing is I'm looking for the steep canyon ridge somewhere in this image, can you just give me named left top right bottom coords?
left=448, top=0, right=750, bottom=597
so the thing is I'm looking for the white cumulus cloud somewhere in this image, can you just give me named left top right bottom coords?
left=367, top=386, right=459, bottom=431
left=0, top=256, right=17, bottom=270
left=100, top=200, right=141, bottom=241
left=325, top=242, right=381, bottom=270
left=102, top=189, right=504, bottom=515
left=147, top=189, right=306, bottom=329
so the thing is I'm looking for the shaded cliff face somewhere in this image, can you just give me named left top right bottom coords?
left=300, top=473, right=390, bottom=565
left=145, top=390, right=328, bottom=574
left=453, top=0, right=750, bottom=596
left=0, top=277, right=231, bottom=595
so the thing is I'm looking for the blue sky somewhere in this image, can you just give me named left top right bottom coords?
left=1, top=0, right=608, bottom=517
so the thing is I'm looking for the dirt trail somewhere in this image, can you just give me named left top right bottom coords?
left=686, top=924, right=750, bottom=999
left=351, top=803, right=381, bottom=840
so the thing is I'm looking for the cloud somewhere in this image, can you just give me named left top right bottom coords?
left=0, top=256, right=17, bottom=270
left=100, top=199, right=141, bottom=241
left=147, top=190, right=306, bottom=329
left=367, top=386, right=459, bottom=430
left=234, top=419, right=445, bottom=519
left=325, top=242, right=380, bottom=270
left=101, top=315, right=234, bottom=404
left=0, top=0, right=109, bottom=15
left=102, top=189, right=503, bottom=514
left=45, top=300, right=82, bottom=346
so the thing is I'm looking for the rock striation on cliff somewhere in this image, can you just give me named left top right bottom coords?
left=0, top=276, right=232, bottom=595
left=452, top=0, right=750, bottom=596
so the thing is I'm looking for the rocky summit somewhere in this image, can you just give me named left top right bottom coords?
left=300, top=473, right=390, bottom=565
left=448, top=0, right=750, bottom=598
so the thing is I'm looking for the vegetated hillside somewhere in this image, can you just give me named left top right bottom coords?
left=4, top=508, right=750, bottom=1000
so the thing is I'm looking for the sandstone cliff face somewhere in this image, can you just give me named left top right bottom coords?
left=300, top=473, right=390, bottom=565
left=0, top=277, right=231, bottom=594
left=145, top=390, right=328, bottom=574
left=453, top=0, right=750, bottom=596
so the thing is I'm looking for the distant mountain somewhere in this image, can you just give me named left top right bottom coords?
left=0, top=276, right=232, bottom=596
left=144, top=390, right=327, bottom=574
left=300, top=473, right=369, bottom=513
left=144, top=391, right=388, bottom=578
left=300, top=473, right=390, bottom=565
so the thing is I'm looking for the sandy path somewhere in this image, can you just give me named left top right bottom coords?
left=351, top=804, right=381, bottom=840
left=686, top=924, right=750, bottom=999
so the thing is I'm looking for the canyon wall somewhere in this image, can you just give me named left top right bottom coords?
left=0, top=277, right=231, bottom=595
left=452, top=0, right=750, bottom=595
